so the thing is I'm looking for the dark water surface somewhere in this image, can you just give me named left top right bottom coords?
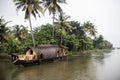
left=0, top=50, right=120, bottom=80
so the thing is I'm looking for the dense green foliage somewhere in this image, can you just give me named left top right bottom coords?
left=13, top=0, right=66, bottom=47
left=0, top=0, right=112, bottom=55
left=43, top=0, right=66, bottom=36
left=0, top=17, right=113, bottom=54
left=13, top=0, right=44, bottom=47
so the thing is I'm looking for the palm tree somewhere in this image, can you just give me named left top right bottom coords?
left=43, top=0, right=66, bottom=36
left=82, top=21, right=97, bottom=38
left=0, top=16, right=10, bottom=44
left=80, top=21, right=97, bottom=50
left=0, top=17, right=11, bottom=53
left=12, top=25, right=28, bottom=42
left=54, top=13, right=71, bottom=45
left=13, top=0, right=43, bottom=47
left=12, top=25, right=22, bottom=41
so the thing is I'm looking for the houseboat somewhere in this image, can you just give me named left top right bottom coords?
left=11, top=45, right=68, bottom=65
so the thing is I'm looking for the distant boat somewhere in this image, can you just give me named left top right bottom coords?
left=11, top=45, right=68, bottom=66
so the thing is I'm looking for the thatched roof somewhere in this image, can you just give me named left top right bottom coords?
left=37, top=45, right=68, bottom=49
left=25, top=47, right=41, bottom=55
left=25, top=45, right=68, bottom=59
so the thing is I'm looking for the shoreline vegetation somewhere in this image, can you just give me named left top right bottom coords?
left=0, top=53, right=11, bottom=62
left=0, top=17, right=113, bottom=55
left=0, top=0, right=113, bottom=61
left=69, top=49, right=112, bottom=57
left=0, top=49, right=112, bottom=60
left=69, top=49, right=112, bottom=56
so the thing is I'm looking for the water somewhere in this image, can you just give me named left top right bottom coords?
left=0, top=50, right=120, bottom=80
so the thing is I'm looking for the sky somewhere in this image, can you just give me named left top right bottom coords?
left=0, top=0, right=120, bottom=47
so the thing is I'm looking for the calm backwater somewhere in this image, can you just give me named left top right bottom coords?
left=0, top=50, right=120, bottom=80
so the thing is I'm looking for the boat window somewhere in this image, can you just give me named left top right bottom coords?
left=40, top=54, right=43, bottom=59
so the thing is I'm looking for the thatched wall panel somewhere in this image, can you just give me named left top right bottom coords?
left=25, top=45, right=68, bottom=60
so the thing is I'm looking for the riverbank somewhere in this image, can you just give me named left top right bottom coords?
left=69, top=49, right=112, bottom=57
left=0, top=53, right=11, bottom=60
left=0, top=49, right=112, bottom=60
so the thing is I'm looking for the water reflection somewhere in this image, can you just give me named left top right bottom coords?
left=0, top=50, right=120, bottom=80
left=96, top=50, right=120, bottom=80
left=0, top=61, right=16, bottom=80
left=10, top=56, right=97, bottom=80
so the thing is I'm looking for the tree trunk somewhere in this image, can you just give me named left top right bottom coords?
left=52, top=13, right=55, bottom=37
left=29, top=16, right=36, bottom=48
left=60, top=33, right=63, bottom=46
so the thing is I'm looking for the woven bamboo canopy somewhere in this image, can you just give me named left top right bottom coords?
left=25, top=45, right=68, bottom=60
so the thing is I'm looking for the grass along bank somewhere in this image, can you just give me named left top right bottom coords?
left=0, top=53, right=11, bottom=60
left=68, top=49, right=112, bottom=57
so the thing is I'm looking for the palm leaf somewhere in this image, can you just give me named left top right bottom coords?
left=50, top=2, right=54, bottom=8
left=36, top=4, right=43, bottom=14
left=56, top=3, right=62, bottom=13
left=31, top=10, right=36, bottom=19
left=25, top=8, right=29, bottom=19
left=61, top=27, right=66, bottom=36
left=64, top=22, right=72, bottom=32
left=22, top=5, right=26, bottom=11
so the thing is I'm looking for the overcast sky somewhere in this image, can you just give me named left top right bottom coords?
left=0, top=0, right=120, bottom=47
